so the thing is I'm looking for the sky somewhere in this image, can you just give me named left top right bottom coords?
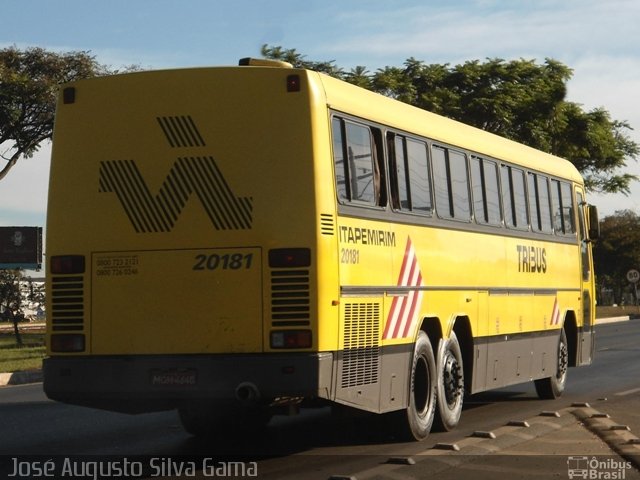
left=2, top=0, right=640, bottom=236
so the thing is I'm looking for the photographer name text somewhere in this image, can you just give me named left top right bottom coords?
left=9, top=457, right=258, bottom=479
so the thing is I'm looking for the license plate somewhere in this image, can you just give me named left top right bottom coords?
left=150, top=368, right=197, bottom=386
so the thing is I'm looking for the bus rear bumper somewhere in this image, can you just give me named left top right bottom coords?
left=43, top=353, right=334, bottom=414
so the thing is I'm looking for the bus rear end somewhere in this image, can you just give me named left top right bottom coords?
left=44, top=63, right=336, bottom=430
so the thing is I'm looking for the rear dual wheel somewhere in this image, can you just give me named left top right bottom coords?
left=398, top=330, right=464, bottom=440
left=399, top=331, right=437, bottom=440
left=434, top=331, right=464, bottom=431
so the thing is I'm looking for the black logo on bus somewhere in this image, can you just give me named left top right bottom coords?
left=99, top=156, right=253, bottom=233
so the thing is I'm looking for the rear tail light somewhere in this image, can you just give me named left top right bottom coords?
left=271, top=330, right=312, bottom=349
left=286, top=74, right=301, bottom=92
left=269, top=248, right=311, bottom=268
left=50, top=334, right=85, bottom=352
left=50, top=255, right=85, bottom=274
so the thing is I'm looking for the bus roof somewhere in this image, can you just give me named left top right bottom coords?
left=311, top=70, right=584, bottom=185
left=68, top=62, right=583, bottom=185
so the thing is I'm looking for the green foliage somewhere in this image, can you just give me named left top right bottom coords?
left=262, top=45, right=638, bottom=195
left=0, top=46, right=136, bottom=181
left=0, top=270, right=43, bottom=346
left=0, top=269, right=25, bottom=345
left=592, top=210, right=640, bottom=304
left=0, top=333, right=45, bottom=373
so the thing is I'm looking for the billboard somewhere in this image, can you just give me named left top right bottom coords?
left=0, top=226, right=43, bottom=270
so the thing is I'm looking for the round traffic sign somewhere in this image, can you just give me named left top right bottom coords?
left=627, top=269, right=640, bottom=283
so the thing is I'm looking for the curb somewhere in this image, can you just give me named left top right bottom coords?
left=329, top=406, right=636, bottom=480
left=596, top=316, right=630, bottom=325
left=0, top=370, right=43, bottom=386
left=573, top=406, right=640, bottom=469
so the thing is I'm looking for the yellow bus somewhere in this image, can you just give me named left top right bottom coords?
left=44, top=58, right=599, bottom=440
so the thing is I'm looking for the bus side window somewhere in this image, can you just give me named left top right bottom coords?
left=433, top=145, right=470, bottom=221
left=537, top=175, right=553, bottom=233
left=332, top=116, right=385, bottom=207
left=332, top=117, right=350, bottom=202
left=550, top=179, right=576, bottom=235
left=387, top=132, right=409, bottom=210
left=388, top=132, right=431, bottom=215
left=528, top=172, right=553, bottom=234
left=501, top=165, right=529, bottom=230
left=560, top=181, right=575, bottom=234
left=471, top=156, right=501, bottom=226
left=406, top=138, right=432, bottom=214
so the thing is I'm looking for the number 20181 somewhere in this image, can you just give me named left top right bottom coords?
left=193, top=253, right=253, bottom=271
left=341, top=248, right=360, bottom=264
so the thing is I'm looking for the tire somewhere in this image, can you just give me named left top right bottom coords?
left=434, top=331, right=464, bottom=431
left=535, top=328, right=568, bottom=399
left=396, top=331, right=437, bottom=441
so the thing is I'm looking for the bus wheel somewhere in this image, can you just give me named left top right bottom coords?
left=398, top=330, right=437, bottom=441
left=434, top=331, right=464, bottom=431
left=535, top=328, right=568, bottom=399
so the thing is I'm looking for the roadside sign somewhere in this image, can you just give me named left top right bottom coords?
left=626, top=269, right=640, bottom=284
left=0, top=226, right=42, bottom=270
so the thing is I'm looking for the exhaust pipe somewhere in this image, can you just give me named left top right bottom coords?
left=235, top=382, right=260, bottom=406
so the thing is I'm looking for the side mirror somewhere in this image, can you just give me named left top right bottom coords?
left=587, top=205, right=600, bottom=240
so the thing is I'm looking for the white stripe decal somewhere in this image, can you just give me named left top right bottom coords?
left=384, top=237, right=425, bottom=340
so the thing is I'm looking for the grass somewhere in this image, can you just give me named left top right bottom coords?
left=0, top=332, right=45, bottom=374
left=596, top=304, right=640, bottom=319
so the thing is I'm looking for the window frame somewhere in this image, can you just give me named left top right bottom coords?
left=387, top=131, right=433, bottom=216
left=432, top=144, right=471, bottom=222
left=471, top=155, right=502, bottom=226
left=331, top=115, right=386, bottom=209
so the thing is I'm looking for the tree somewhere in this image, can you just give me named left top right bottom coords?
left=260, top=44, right=344, bottom=78
left=0, top=46, right=132, bottom=181
left=262, top=45, right=638, bottom=195
left=592, top=210, right=640, bottom=304
left=0, top=269, right=26, bottom=346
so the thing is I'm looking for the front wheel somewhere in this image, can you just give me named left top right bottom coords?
left=396, top=331, right=437, bottom=441
left=434, top=331, right=464, bottom=431
left=534, top=328, right=568, bottom=399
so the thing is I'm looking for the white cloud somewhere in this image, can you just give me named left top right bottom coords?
left=320, top=0, right=640, bottom=68
left=0, top=143, right=51, bottom=226
left=314, top=0, right=640, bottom=216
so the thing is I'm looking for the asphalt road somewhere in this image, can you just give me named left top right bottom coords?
left=1, top=320, right=639, bottom=477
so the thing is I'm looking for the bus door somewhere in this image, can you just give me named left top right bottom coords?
left=576, top=189, right=595, bottom=365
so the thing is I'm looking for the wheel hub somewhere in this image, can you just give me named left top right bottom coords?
left=443, top=353, right=463, bottom=406
left=557, top=341, right=568, bottom=380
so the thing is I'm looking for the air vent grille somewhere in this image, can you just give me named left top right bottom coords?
left=270, top=269, right=310, bottom=327
left=50, top=276, right=85, bottom=332
left=341, top=302, right=380, bottom=388
left=320, top=213, right=335, bottom=236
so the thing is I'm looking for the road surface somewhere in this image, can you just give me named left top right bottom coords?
left=1, top=320, right=639, bottom=478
